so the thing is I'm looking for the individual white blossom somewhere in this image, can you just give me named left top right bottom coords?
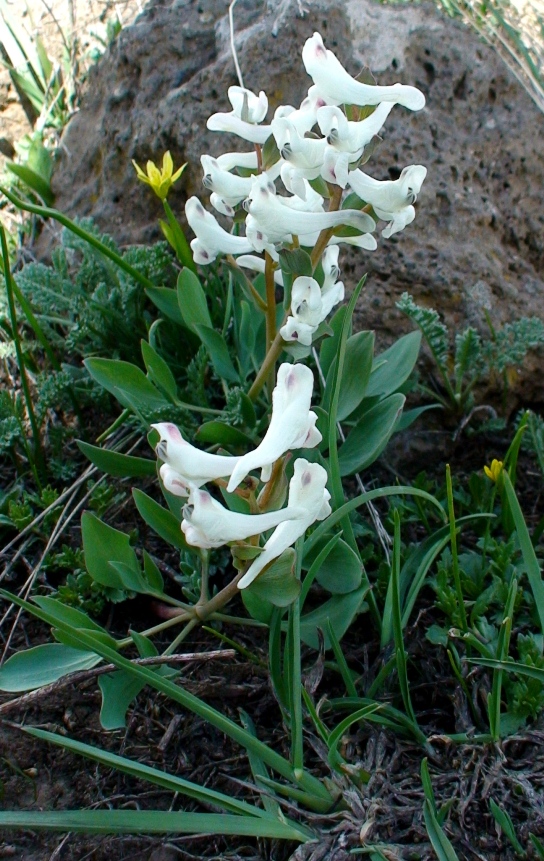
left=181, top=488, right=299, bottom=549
left=235, top=255, right=284, bottom=285
left=317, top=102, right=394, bottom=156
left=280, top=254, right=345, bottom=346
left=207, top=85, right=272, bottom=144
left=238, top=459, right=331, bottom=588
left=302, top=32, right=426, bottom=112
left=185, top=197, right=253, bottom=263
left=227, top=363, right=321, bottom=492
left=348, top=164, right=427, bottom=237
left=243, top=175, right=375, bottom=247
left=152, top=422, right=239, bottom=488
left=159, top=463, right=191, bottom=498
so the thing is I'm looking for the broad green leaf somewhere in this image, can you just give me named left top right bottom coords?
left=245, top=549, right=301, bottom=607
left=142, top=551, right=164, bottom=592
left=338, top=393, right=405, bottom=476
left=177, top=268, right=212, bottom=330
left=146, top=286, right=184, bottom=325
left=324, top=331, right=375, bottom=420
left=6, top=162, right=54, bottom=205
left=312, top=538, right=362, bottom=594
left=133, top=488, right=189, bottom=551
left=300, top=586, right=368, bottom=650
left=99, top=671, right=146, bottom=730
left=77, top=440, right=156, bottom=478
left=141, top=340, right=177, bottom=401
left=365, top=331, right=421, bottom=398
left=278, top=248, right=313, bottom=277
left=194, top=324, right=240, bottom=383
left=195, top=421, right=253, bottom=447
left=0, top=644, right=101, bottom=692
left=84, top=358, right=168, bottom=412
left=108, top=562, right=152, bottom=595
left=81, top=511, right=141, bottom=591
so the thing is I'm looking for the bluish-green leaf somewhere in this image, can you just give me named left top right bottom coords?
left=365, top=331, right=421, bottom=398
left=177, top=268, right=212, bottom=330
left=245, top=549, right=300, bottom=607
left=133, top=488, right=189, bottom=552
left=195, top=421, right=252, bottom=447
left=313, top=538, right=363, bottom=594
left=300, top=586, right=368, bottom=650
left=141, top=340, right=177, bottom=401
left=0, top=644, right=101, bottom=692
left=146, top=286, right=184, bottom=325
left=194, top=324, right=240, bottom=383
left=82, top=511, right=141, bottom=591
left=77, top=440, right=156, bottom=478
left=338, top=393, right=405, bottom=476
left=325, top=331, right=375, bottom=420
left=84, top=358, right=168, bottom=413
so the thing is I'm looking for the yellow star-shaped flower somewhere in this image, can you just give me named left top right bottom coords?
left=132, top=151, right=185, bottom=200
left=484, top=459, right=503, bottom=483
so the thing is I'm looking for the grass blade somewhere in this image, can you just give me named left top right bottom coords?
left=0, top=810, right=310, bottom=839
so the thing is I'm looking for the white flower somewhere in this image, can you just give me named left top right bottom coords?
left=152, top=422, right=239, bottom=488
left=159, top=463, right=191, bottom=498
left=243, top=175, right=375, bottom=246
left=181, top=488, right=299, bottom=549
left=238, top=459, right=331, bottom=588
left=201, top=155, right=282, bottom=209
left=185, top=197, right=253, bottom=264
left=317, top=103, right=394, bottom=156
left=207, top=86, right=272, bottom=144
left=235, top=255, right=284, bottom=285
left=348, top=164, right=427, bottom=237
left=216, top=151, right=259, bottom=171
left=226, top=363, right=321, bottom=492
left=273, top=88, right=330, bottom=136
left=280, top=259, right=344, bottom=346
left=302, top=33, right=426, bottom=112
left=272, top=116, right=326, bottom=173
left=228, top=86, right=268, bottom=123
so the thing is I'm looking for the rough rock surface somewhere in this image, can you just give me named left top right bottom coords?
left=50, top=0, right=544, bottom=405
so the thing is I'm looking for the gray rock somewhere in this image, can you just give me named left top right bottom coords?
left=51, top=0, right=544, bottom=404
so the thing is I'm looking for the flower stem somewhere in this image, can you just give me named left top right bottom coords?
left=247, top=327, right=285, bottom=402
left=310, top=185, right=343, bottom=270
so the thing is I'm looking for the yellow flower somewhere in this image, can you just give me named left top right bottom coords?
left=484, top=459, right=503, bottom=482
left=132, top=151, right=185, bottom=200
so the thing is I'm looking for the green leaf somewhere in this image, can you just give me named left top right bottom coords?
left=489, top=799, right=526, bottom=856
left=245, top=549, right=301, bottom=607
left=0, top=644, right=101, bottom=692
left=141, top=340, right=177, bottom=401
left=0, top=810, right=310, bottom=840
left=324, top=331, right=374, bottom=420
left=81, top=511, right=141, bottom=591
left=299, top=586, right=368, bottom=650
left=177, top=268, right=212, bottom=331
left=338, top=393, right=405, bottom=476
left=32, top=597, right=109, bottom=635
left=278, top=248, right=313, bottom=277
left=146, top=286, right=184, bottom=325
left=319, top=306, right=348, bottom=379
left=77, top=440, right=156, bottom=478
left=261, top=134, right=281, bottom=170
left=99, top=671, right=146, bottom=730
left=162, top=199, right=196, bottom=272
left=195, top=421, right=253, bottom=447
left=502, top=471, right=544, bottom=634
left=6, top=162, right=53, bottom=205
left=84, top=358, right=168, bottom=413
left=194, top=324, right=240, bottom=383
left=311, top=538, right=362, bottom=594
left=365, top=331, right=421, bottom=398
left=23, top=726, right=276, bottom=820
left=132, top=488, right=189, bottom=552
left=142, top=551, right=164, bottom=592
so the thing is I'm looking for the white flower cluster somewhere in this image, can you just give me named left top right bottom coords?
left=153, top=364, right=330, bottom=588
left=185, top=31, right=427, bottom=346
